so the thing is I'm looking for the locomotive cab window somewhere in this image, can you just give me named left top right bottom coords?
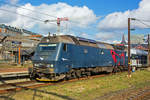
left=39, top=44, right=57, bottom=51
left=63, top=44, right=67, bottom=52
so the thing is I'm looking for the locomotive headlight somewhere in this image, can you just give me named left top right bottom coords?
left=46, top=64, right=54, bottom=68
left=50, top=64, right=53, bottom=68
left=34, top=63, right=39, bottom=67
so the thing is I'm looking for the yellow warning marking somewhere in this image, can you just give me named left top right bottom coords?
left=49, top=68, right=54, bottom=72
left=36, top=78, right=57, bottom=82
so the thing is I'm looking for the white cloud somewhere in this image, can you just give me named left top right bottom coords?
left=0, top=5, right=17, bottom=23
left=9, top=0, right=19, bottom=4
left=98, top=0, right=150, bottom=31
left=0, top=2, right=97, bottom=34
left=94, top=31, right=124, bottom=43
left=10, top=3, right=36, bottom=29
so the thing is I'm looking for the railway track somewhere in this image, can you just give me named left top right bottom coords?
left=0, top=72, right=111, bottom=94
left=128, top=88, right=150, bottom=100
left=1, top=71, right=150, bottom=100
left=0, top=80, right=52, bottom=94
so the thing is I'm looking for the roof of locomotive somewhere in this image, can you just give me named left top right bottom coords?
left=40, top=35, right=114, bottom=50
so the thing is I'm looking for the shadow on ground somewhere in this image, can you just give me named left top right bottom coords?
left=0, top=78, right=75, bottom=100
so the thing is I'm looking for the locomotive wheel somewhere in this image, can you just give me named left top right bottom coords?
left=64, top=73, right=71, bottom=80
left=118, top=66, right=124, bottom=72
left=71, top=71, right=77, bottom=79
left=112, top=66, right=122, bottom=73
left=29, top=72, right=37, bottom=80
left=81, top=71, right=86, bottom=77
left=112, top=66, right=118, bottom=73
left=75, top=70, right=81, bottom=78
left=86, top=71, right=91, bottom=76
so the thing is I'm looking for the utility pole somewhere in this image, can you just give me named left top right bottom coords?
left=18, top=44, right=21, bottom=64
left=128, top=18, right=131, bottom=77
left=148, top=34, right=150, bottom=67
left=127, top=18, right=136, bottom=77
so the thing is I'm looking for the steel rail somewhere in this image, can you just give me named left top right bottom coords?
left=0, top=73, right=113, bottom=94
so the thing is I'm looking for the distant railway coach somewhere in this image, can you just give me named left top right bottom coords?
left=130, top=48, right=148, bottom=68
left=29, top=35, right=129, bottom=81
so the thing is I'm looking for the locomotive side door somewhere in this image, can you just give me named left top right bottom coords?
left=61, top=43, right=72, bottom=72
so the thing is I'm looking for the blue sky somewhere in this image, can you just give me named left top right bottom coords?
left=19, top=0, right=141, bottom=16
left=0, top=0, right=150, bottom=43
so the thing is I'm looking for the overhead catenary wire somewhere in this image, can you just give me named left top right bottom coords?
left=68, top=20, right=97, bottom=30
left=0, top=0, right=98, bottom=28
left=0, top=0, right=57, bottom=19
left=0, top=1, right=76, bottom=32
left=0, top=0, right=99, bottom=33
left=135, top=18, right=150, bottom=23
left=0, top=2, right=99, bottom=37
left=135, top=19, right=150, bottom=29
left=0, top=8, right=57, bottom=26
left=0, top=7, right=91, bottom=36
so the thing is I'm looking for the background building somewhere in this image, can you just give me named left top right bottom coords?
left=0, top=24, right=42, bottom=64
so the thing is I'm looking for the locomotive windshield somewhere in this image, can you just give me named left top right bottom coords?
left=34, top=43, right=58, bottom=57
left=31, top=43, right=59, bottom=62
left=39, top=44, right=57, bottom=51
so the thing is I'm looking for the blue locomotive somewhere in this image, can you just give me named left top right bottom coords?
left=28, top=35, right=128, bottom=81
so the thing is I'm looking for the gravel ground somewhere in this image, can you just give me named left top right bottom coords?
left=95, top=86, right=150, bottom=100
left=0, top=68, right=28, bottom=73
